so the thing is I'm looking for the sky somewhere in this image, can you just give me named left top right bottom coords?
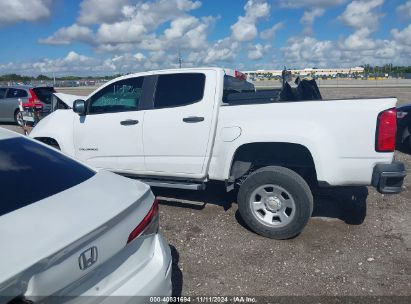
left=0, top=0, right=410, bottom=76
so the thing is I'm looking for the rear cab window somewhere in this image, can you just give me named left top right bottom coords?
left=223, top=75, right=255, bottom=102
left=0, top=137, right=95, bottom=216
left=153, top=73, right=205, bottom=109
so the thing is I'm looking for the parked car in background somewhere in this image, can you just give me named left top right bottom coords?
left=397, top=103, right=411, bottom=150
left=0, top=86, right=55, bottom=126
left=0, top=128, right=172, bottom=303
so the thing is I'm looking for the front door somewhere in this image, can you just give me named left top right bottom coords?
left=73, top=76, right=146, bottom=172
left=142, top=71, right=217, bottom=178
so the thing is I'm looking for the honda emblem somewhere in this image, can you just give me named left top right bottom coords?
left=78, top=246, right=98, bottom=270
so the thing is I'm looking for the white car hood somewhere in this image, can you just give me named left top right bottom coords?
left=53, top=92, right=86, bottom=108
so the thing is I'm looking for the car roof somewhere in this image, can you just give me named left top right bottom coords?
left=0, top=85, right=54, bottom=90
left=0, top=128, right=22, bottom=141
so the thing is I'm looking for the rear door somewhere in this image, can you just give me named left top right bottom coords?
left=73, top=76, right=148, bottom=172
left=142, top=70, right=217, bottom=178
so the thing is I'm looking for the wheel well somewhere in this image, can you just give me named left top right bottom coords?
left=229, top=142, right=317, bottom=188
left=35, top=137, right=60, bottom=149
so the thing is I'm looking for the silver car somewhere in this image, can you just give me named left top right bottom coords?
left=0, top=128, right=172, bottom=303
left=0, top=86, right=54, bottom=125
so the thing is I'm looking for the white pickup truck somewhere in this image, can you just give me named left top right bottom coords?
left=30, top=68, right=406, bottom=239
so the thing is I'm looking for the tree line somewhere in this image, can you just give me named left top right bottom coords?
left=0, top=73, right=124, bottom=82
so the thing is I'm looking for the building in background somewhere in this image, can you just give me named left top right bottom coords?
left=244, top=67, right=365, bottom=81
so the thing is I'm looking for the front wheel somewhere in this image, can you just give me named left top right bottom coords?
left=237, top=166, right=313, bottom=239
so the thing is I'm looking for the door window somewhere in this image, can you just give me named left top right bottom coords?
left=6, top=88, right=28, bottom=98
left=89, top=77, right=144, bottom=114
left=154, top=73, right=205, bottom=109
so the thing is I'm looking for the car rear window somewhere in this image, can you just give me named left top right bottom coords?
left=33, top=87, right=55, bottom=104
left=0, top=137, right=95, bottom=216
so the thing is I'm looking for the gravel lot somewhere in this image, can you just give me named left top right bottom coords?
left=1, top=86, right=410, bottom=298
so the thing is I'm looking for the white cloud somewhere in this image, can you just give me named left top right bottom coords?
left=77, top=0, right=131, bottom=25
left=391, top=24, right=411, bottom=46
left=339, top=0, right=384, bottom=32
left=39, top=24, right=94, bottom=45
left=203, top=38, right=239, bottom=64
left=0, top=0, right=52, bottom=24
left=397, top=1, right=411, bottom=18
left=260, top=22, right=283, bottom=40
left=278, top=0, right=347, bottom=8
left=338, top=0, right=385, bottom=52
left=248, top=43, right=271, bottom=60
left=282, top=36, right=338, bottom=68
left=301, top=8, right=325, bottom=26
left=231, top=0, right=271, bottom=42
left=39, top=0, right=207, bottom=54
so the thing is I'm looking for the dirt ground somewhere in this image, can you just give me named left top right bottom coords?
left=1, top=86, right=410, bottom=299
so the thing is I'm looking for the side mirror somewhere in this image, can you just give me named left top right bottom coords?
left=73, top=99, right=86, bottom=115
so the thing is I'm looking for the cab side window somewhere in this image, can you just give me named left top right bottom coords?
left=89, top=77, right=144, bottom=114
left=153, top=73, right=205, bottom=109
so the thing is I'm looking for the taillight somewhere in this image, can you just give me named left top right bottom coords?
left=376, top=108, right=397, bottom=152
left=28, top=89, right=39, bottom=104
left=27, top=89, right=43, bottom=110
left=127, top=198, right=159, bottom=244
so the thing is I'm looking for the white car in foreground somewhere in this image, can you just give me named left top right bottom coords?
left=0, top=128, right=172, bottom=303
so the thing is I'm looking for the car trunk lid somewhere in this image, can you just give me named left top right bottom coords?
left=0, top=171, right=154, bottom=299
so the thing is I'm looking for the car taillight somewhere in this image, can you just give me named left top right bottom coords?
left=27, top=89, right=43, bottom=110
left=28, top=89, right=39, bottom=103
left=376, top=108, right=397, bottom=152
left=126, top=198, right=159, bottom=244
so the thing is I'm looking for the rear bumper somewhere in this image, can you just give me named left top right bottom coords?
left=371, top=161, right=407, bottom=194
left=50, top=234, right=172, bottom=304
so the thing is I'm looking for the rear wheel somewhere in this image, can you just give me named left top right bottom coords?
left=14, top=110, right=23, bottom=126
left=237, top=166, right=313, bottom=239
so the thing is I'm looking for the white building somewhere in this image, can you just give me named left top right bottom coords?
left=244, top=67, right=365, bottom=78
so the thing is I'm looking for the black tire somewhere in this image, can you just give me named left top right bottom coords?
left=237, top=166, right=313, bottom=239
left=14, top=110, right=23, bottom=126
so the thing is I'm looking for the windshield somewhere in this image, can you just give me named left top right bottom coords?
left=0, top=137, right=95, bottom=216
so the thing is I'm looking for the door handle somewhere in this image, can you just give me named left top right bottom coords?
left=182, top=116, right=204, bottom=123
left=120, top=119, right=139, bottom=126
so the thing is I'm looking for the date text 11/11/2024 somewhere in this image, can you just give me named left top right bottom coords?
left=149, top=296, right=257, bottom=303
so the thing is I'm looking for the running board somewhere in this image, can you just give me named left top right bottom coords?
left=142, top=179, right=206, bottom=190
